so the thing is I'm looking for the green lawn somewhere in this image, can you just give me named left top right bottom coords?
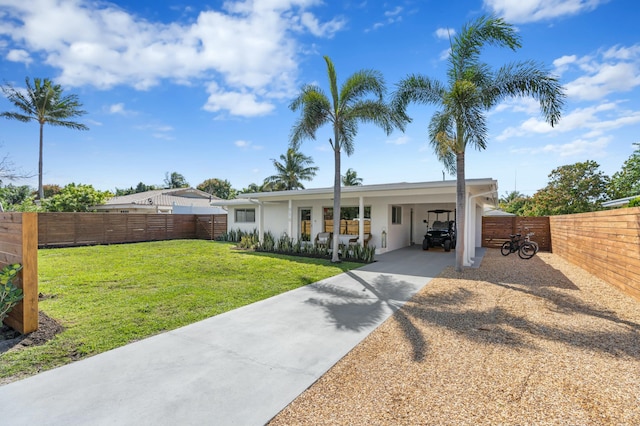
left=0, top=240, right=360, bottom=383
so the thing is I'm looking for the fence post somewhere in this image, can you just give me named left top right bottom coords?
left=3, top=212, right=38, bottom=334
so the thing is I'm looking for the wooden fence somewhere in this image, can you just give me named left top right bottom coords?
left=482, top=216, right=551, bottom=251
left=323, top=219, right=372, bottom=235
left=38, top=213, right=227, bottom=248
left=549, top=208, right=640, bottom=301
left=0, top=213, right=38, bottom=333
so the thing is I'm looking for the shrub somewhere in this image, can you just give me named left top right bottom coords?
left=629, top=197, right=640, bottom=207
left=238, top=234, right=259, bottom=249
left=0, top=263, right=23, bottom=322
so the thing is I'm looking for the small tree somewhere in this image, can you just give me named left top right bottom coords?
left=342, top=168, right=363, bottom=186
left=264, top=148, right=319, bottom=190
left=164, top=172, right=189, bottom=189
left=608, top=142, right=640, bottom=200
left=524, top=161, right=609, bottom=216
left=42, top=183, right=113, bottom=212
left=197, top=178, right=237, bottom=199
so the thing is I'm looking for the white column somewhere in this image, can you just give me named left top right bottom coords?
left=258, top=203, right=264, bottom=242
left=288, top=199, right=293, bottom=238
left=359, top=196, right=364, bottom=241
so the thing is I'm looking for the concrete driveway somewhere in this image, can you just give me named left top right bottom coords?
left=0, top=246, right=455, bottom=426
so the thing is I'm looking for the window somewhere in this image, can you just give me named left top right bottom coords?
left=323, top=206, right=371, bottom=235
left=392, top=206, right=402, bottom=224
left=235, top=208, right=255, bottom=223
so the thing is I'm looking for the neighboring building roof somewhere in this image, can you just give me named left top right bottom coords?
left=484, top=209, right=516, bottom=216
left=96, top=188, right=226, bottom=213
left=105, top=188, right=217, bottom=207
left=602, top=195, right=640, bottom=208
left=212, top=178, right=498, bottom=208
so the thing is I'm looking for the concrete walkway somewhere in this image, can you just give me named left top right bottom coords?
left=1, top=246, right=456, bottom=426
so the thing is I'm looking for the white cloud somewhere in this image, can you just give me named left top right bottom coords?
left=204, top=82, right=275, bottom=117
left=299, top=12, right=346, bottom=37
left=385, top=6, right=403, bottom=17
left=6, top=48, right=31, bottom=64
left=365, top=5, right=403, bottom=31
left=234, top=139, right=262, bottom=150
left=512, top=136, right=611, bottom=157
left=107, top=103, right=136, bottom=116
left=493, top=97, right=541, bottom=115
left=496, top=102, right=638, bottom=140
left=553, top=44, right=640, bottom=101
left=483, top=0, right=608, bottom=23
left=0, top=0, right=344, bottom=116
left=386, top=135, right=410, bottom=145
left=552, top=55, right=577, bottom=74
left=434, top=28, right=454, bottom=40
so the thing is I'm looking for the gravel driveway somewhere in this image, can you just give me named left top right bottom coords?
left=269, top=249, right=640, bottom=425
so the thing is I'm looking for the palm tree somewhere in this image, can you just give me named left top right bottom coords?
left=264, top=148, right=319, bottom=190
left=1, top=77, right=88, bottom=200
left=393, top=15, right=564, bottom=271
left=290, top=56, right=405, bottom=262
left=164, top=171, right=189, bottom=188
left=341, top=168, right=363, bottom=186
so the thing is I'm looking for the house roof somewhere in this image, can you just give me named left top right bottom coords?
left=103, top=188, right=220, bottom=208
left=484, top=209, right=516, bottom=216
left=602, top=194, right=640, bottom=208
left=212, top=178, right=498, bottom=207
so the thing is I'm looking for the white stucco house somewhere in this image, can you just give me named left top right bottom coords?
left=211, top=178, right=498, bottom=267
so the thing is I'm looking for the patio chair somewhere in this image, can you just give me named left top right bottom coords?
left=315, top=232, right=332, bottom=249
left=348, top=233, right=372, bottom=247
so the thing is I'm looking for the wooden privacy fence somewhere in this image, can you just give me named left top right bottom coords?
left=550, top=208, right=640, bottom=301
left=482, top=216, right=551, bottom=251
left=38, top=213, right=227, bottom=248
left=323, top=219, right=372, bottom=235
left=0, top=213, right=38, bottom=333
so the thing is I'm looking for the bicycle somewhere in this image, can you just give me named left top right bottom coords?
left=500, top=231, right=537, bottom=259
left=520, top=230, right=539, bottom=258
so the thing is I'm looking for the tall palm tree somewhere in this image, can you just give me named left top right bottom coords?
left=290, top=56, right=404, bottom=262
left=264, top=148, right=319, bottom=190
left=393, top=15, right=564, bottom=271
left=1, top=77, right=89, bottom=200
left=341, top=168, right=363, bottom=186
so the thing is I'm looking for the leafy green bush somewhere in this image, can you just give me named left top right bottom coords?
left=629, top=197, right=640, bottom=207
left=0, top=263, right=24, bottom=322
left=255, top=233, right=375, bottom=263
left=216, top=228, right=258, bottom=242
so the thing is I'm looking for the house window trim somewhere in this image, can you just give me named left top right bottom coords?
left=235, top=208, right=256, bottom=223
left=391, top=205, right=402, bottom=225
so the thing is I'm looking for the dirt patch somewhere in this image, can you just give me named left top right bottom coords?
left=0, top=311, right=64, bottom=354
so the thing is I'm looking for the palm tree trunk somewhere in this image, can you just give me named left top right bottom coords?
left=455, top=151, right=465, bottom=272
left=38, top=121, right=44, bottom=200
left=332, top=141, right=341, bottom=263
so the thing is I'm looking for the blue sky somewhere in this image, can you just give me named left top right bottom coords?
left=0, top=0, right=638, bottom=197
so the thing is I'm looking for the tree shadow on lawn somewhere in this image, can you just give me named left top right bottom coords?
left=401, top=250, right=640, bottom=361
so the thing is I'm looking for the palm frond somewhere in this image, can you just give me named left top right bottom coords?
left=339, top=69, right=386, bottom=108
left=324, top=56, right=340, bottom=114
left=428, top=110, right=457, bottom=173
left=489, top=60, right=566, bottom=126
left=449, top=15, right=521, bottom=82
left=392, top=74, right=446, bottom=111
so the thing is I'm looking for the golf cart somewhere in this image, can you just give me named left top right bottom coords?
left=422, top=209, right=456, bottom=252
